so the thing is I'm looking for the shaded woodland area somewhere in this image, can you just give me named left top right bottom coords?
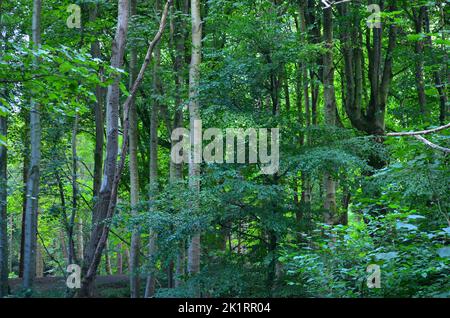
left=0, top=0, right=449, bottom=298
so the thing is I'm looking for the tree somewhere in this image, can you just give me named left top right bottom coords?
left=145, top=0, right=162, bottom=298
left=23, top=0, right=42, bottom=290
left=79, top=0, right=172, bottom=297
left=128, top=0, right=141, bottom=298
left=187, top=0, right=202, bottom=279
left=322, top=4, right=337, bottom=224
left=79, top=0, right=130, bottom=297
left=0, top=94, right=7, bottom=298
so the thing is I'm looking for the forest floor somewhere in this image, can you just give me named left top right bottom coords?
left=9, top=275, right=130, bottom=297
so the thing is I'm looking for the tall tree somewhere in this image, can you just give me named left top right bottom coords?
left=0, top=0, right=8, bottom=297
left=339, top=0, right=397, bottom=135
left=322, top=4, right=337, bottom=224
left=187, top=0, right=202, bottom=278
left=128, top=0, right=141, bottom=298
left=0, top=94, right=7, bottom=298
left=23, top=0, right=42, bottom=290
left=145, top=0, right=161, bottom=298
left=80, top=0, right=130, bottom=297
left=79, top=0, right=172, bottom=297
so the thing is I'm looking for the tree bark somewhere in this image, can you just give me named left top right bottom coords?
left=69, top=114, right=79, bottom=265
left=340, top=0, right=397, bottom=135
left=145, top=1, right=161, bottom=297
left=23, top=0, right=42, bottom=290
left=187, top=0, right=202, bottom=279
left=0, top=100, right=7, bottom=297
left=90, top=3, right=105, bottom=201
left=412, top=6, right=427, bottom=116
left=79, top=0, right=172, bottom=297
left=128, top=0, right=141, bottom=299
left=79, top=0, right=129, bottom=297
left=322, top=5, right=337, bottom=224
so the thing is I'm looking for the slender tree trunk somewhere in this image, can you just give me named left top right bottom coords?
left=424, top=6, right=448, bottom=125
left=171, top=0, right=187, bottom=287
left=322, top=5, right=337, bottom=224
left=145, top=3, right=161, bottom=296
left=23, top=0, right=42, bottom=290
left=298, top=2, right=311, bottom=231
left=69, top=114, right=79, bottom=265
left=128, top=0, right=141, bottom=299
left=187, top=0, right=202, bottom=280
left=413, top=6, right=427, bottom=117
left=19, top=111, right=29, bottom=278
left=90, top=4, right=105, bottom=201
left=0, top=1, right=9, bottom=295
left=117, top=243, right=123, bottom=274
left=0, top=101, right=7, bottom=297
left=104, top=241, right=112, bottom=275
left=79, top=0, right=129, bottom=297
left=77, top=218, right=83, bottom=262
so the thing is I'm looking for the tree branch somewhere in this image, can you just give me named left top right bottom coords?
left=413, top=135, right=450, bottom=154
left=386, top=123, right=450, bottom=136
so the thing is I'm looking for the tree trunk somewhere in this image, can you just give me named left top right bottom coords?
left=168, top=0, right=188, bottom=290
left=145, top=2, right=161, bottom=296
left=79, top=0, right=129, bottom=297
left=128, top=0, right=141, bottom=299
left=0, top=101, right=8, bottom=297
left=23, top=0, right=42, bottom=290
left=424, top=6, right=448, bottom=125
left=104, top=241, right=112, bottom=275
left=117, top=243, right=123, bottom=274
left=323, top=5, right=337, bottom=224
left=413, top=6, right=427, bottom=117
left=187, top=0, right=202, bottom=279
left=90, top=3, right=105, bottom=201
left=79, top=0, right=171, bottom=297
left=69, top=114, right=79, bottom=265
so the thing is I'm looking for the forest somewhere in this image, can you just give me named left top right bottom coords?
left=0, top=0, right=449, bottom=299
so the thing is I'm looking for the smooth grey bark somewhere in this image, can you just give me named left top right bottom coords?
left=79, top=0, right=129, bottom=297
left=128, top=0, right=141, bottom=298
left=23, top=0, right=42, bottom=290
left=187, top=0, right=202, bottom=277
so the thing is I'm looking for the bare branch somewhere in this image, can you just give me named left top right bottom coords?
left=413, top=135, right=450, bottom=154
left=387, top=123, right=450, bottom=136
